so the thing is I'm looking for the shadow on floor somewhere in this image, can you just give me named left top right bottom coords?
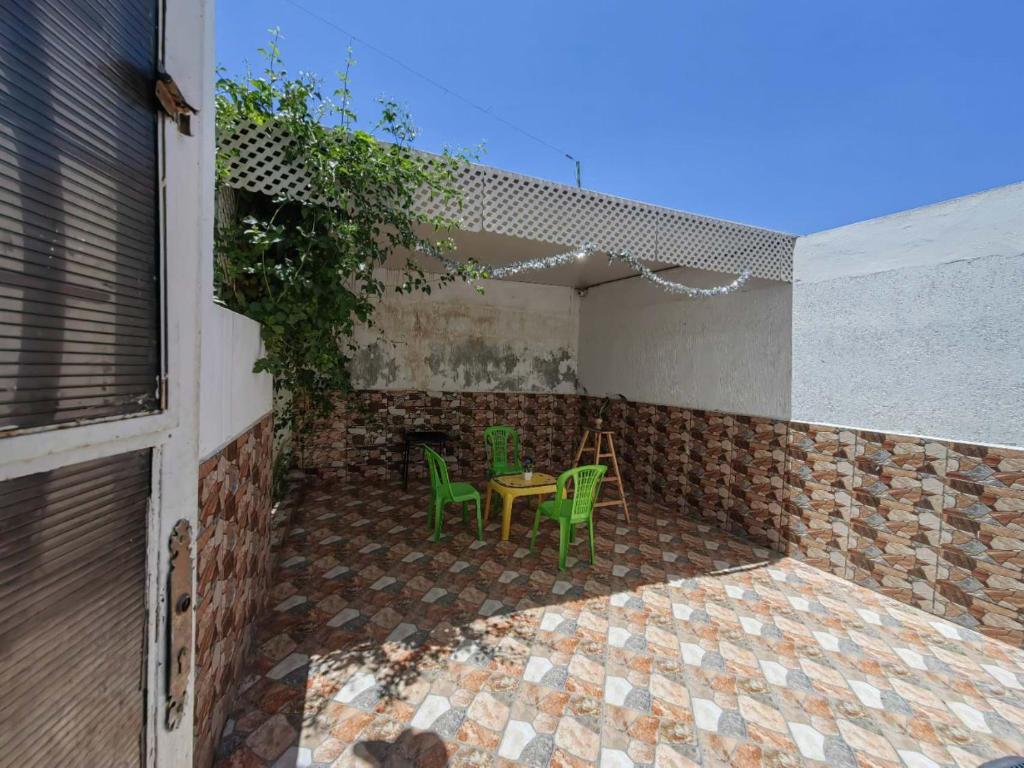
left=354, top=728, right=450, bottom=767
left=216, top=477, right=782, bottom=766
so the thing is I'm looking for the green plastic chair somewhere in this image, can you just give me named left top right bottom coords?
left=530, top=464, right=608, bottom=571
left=483, top=425, right=524, bottom=477
left=423, top=446, right=483, bottom=542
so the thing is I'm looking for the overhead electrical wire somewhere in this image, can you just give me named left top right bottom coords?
left=281, top=0, right=583, bottom=185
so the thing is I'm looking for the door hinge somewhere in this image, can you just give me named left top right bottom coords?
left=155, top=74, right=196, bottom=136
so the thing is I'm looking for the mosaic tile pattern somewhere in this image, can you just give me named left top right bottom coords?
left=302, top=391, right=1024, bottom=646
left=299, top=391, right=582, bottom=484
left=214, top=478, right=1024, bottom=767
left=608, top=408, right=1024, bottom=646
left=784, top=422, right=856, bottom=581
left=196, top=414, right=275, bottom=768
left=729, top=415, right=787, bottom=551
left=847, top=432, right=946, bottom=613
left=935, top=442, right=1024, bottom=644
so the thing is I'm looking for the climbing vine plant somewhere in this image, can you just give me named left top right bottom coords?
left=215, top=33, right=482, bottom=454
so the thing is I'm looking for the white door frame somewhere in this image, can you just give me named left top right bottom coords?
left=0, top=1, right=212, bottom=766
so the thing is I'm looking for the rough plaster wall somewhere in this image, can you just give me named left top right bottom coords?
left=578, top=267, right=792, bottom=419
left=351, top=269, right=580, bottom=393
left=793, top=182, right=1024, bottom=447
left=793, top=253, right=1024, bottom=446
left=797, top=181, right=1024, bottom=283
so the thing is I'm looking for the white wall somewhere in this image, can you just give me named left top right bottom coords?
left=344, top=183, right=1024, bottom=448
left=796, top=182, right=1024, bottom=283
left=793, top=182, right=1024, bottom=446
left=578, top=268, right=792, bottom=418
left=198, top=304, right=274, bottom=458
left=351, top=269, right=580, bottom=393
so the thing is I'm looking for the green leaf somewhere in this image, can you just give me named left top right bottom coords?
left=214, top=33, right=478, bottom=443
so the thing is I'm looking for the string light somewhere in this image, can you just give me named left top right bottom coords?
left=418, top=243, right=750, bottom=297
left=615, top=251, right=751, bottom=297
left=489, top=247, right=591, bottom=278
left=416, top=244, right=589, bottom=278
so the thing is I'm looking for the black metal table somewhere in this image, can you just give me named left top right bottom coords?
left=402, top=430, right=450, bottom=489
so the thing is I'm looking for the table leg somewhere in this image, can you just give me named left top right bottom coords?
left=501, top=493, right=514, bottom=541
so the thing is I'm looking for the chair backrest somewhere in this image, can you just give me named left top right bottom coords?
left=423, top=446, right=452, bottom=495
left=483, top=425, right=521, bottom=472
left=555, top=464, right=608, bottom=522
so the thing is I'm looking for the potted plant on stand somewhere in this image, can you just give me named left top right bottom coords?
left=580, top=387, right=627, bottom=431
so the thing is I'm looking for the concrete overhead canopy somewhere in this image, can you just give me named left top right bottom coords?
left=220, top=119, right=796, bottom=288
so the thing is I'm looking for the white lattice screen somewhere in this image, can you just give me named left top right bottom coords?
left=220, top=120, right=795, bottom=281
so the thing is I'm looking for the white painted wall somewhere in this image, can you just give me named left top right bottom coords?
left=796, top=182, right=1024, bottom=283
left=351, top=269, right=580, bottom=393
left=793, top=182, right=1024, bottom=446
left=577, top=268, right=792, bottom=418
left=198, top=304, right=274, bottom=459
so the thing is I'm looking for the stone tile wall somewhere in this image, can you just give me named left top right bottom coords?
left=302, top=391, right=1024, bottom=645
left=604, top=405, right=1024, bottom=647
left=195, top=414, right=274, bottom=768
left=298, top=390, right=582, bottom=482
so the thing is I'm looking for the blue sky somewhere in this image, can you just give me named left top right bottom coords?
left=216, top=1, right=1024, bottom=234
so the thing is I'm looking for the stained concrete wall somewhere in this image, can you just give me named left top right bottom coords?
left=577, top=268, right=792, bottom=419
left=351, top=269, right=580, bottom=393
left=793, top=182, right=1024, bottom=446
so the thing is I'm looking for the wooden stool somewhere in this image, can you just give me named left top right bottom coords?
left=573, top=429, right=630, bottom=523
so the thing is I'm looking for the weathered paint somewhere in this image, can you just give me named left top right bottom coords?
left=351, top=269, right=579, bottom=393
left=351, top=341, right=400, bottom=388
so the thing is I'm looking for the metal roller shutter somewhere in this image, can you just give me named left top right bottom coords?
left=0, top=449, right=151, bottom=768
left=0, top=0, right=160, bottom=432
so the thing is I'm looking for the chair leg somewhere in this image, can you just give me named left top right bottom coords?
left=588, top=517, right=596, bottom=564
left=461, top=501, right=468, bottom=524
left=530, top=507, right=543, bottom=553
left=433, top=501, right=443, bottom=542
left=474, top=498, right=483, bottom=541
left=558, top=521, right=569, bottom=571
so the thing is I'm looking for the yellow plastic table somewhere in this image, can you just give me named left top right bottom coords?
left=484, top=472, right=558, bottom=541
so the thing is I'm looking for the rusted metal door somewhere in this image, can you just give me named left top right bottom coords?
left=0, top=0, right=160, bottom=765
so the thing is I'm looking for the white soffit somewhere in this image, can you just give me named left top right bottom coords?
left=220, top=119, right=795, bottom=282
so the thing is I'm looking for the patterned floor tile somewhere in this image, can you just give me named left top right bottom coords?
left=214, top=479, right=1024, bottom=767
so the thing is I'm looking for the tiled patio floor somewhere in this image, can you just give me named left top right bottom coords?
left=216, top=480, right=1024, bottom=768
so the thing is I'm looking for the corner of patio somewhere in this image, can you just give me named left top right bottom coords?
left=196, top=155, right=1024, bottom=768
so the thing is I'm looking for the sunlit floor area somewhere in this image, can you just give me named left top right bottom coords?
left=215, top=480, right=1024, bottom=768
